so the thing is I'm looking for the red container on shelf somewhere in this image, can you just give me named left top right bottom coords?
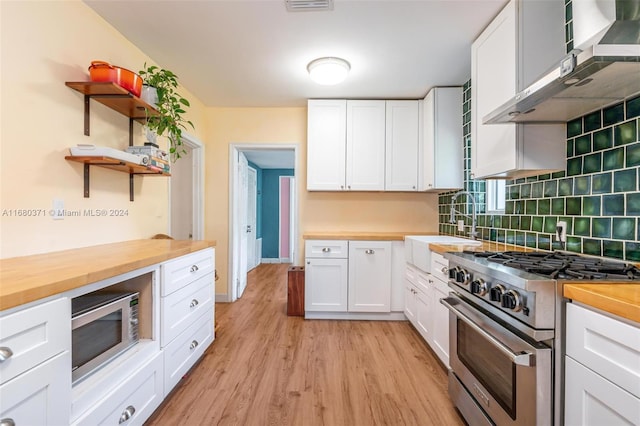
left=88, top=60, right=142, bottom=97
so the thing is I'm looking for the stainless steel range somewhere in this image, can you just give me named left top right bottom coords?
left=441, top=250, right=640, bottom=426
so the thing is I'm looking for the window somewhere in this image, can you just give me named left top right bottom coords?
left=486, top=180, right=506, bottom=213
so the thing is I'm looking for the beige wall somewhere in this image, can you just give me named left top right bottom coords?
left=204, top=108, right=440, bottom=294
left=0, top=0, right=206, bottom=258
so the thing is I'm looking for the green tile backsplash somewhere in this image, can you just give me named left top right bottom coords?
left=439, top=79, right=640, bottom=261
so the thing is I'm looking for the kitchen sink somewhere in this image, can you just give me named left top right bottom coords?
left=405, top=235, right=482, bottom=273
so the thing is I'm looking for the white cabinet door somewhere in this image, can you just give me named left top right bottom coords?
left=415, top=287, right=432, bottom=343
left=390, top=241, right=406, bottom=312
left=385, top=100, right=419, bottom=191
left=564, top=356, right=640, bottom=426
left=431, top=277, right=450, bottom=368
left=346, top=100, right=386, bottom=191
left=0, top=351, right=71, bottom=426
left=307, top=99, right=347, bottom=190
left=404, top=284, right=417, bottom=325
left=348, top=241, right=392, bottom=312
left=420, top=87, right=463, bottom=191
left=305, top=258, right=348, bottom=312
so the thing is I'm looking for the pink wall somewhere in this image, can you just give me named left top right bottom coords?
left=279, top=177, right=291, bottom=258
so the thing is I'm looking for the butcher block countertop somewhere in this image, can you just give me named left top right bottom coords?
left=564, top=283, right=640, bottom=324
left=428, top=240, right=535, bottom=254
left=0, top=239, right=216, bottom=311
left=303, top=232, right=437, bottom=241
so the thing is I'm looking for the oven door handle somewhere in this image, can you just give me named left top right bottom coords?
left=441, top=297, right=534, bottom=367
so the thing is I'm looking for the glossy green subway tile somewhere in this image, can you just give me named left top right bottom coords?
left=574, top=176, right=590, bottom=195
left=505, top=201, right=515, bottom=214
left=566, top=40, right=574, bottom=53
left=565, top=1, right=572, bottom=20
left=614, top=120, right=637, bottom=146
left=566, top=197, right=581, bottom=215
left=552, top=171, right=566, bottom=179
left=583, top=196, right=601, bottom=216
left=509, top=216, right=519, bottom=230
left=583, top=238, right=602, bottom=256
left=592, top=218, right=611, bottom=238
left=627, top=192, right=640, bottom=215
left=603, top=240, right=624, bottom=259
left=526, top=233, right=537, bottom=248
left=526, top=199, right=538, bottom=215
left=544, top=216, right=558, bottom=234
left=614, top=168, right=637, bottom=192
left=496, top=229, right=506, bottom=243
left=552, top=198, right=565, bottom=215
left=510, top=186, right=521, bottom=199
left=520, top=184, right=531, bottom=199
left=501, top=216, right=510, bottom=229
left=591, top=172, right=612, bottom=194
left=515, top=178, right=526, bottom=184
left=539, top=174, right=551, bottom=181
left=593, top=128, right=613, bottom=151
left=603, top=147, right=625, bottom=171
left=603, top=102, right=624, bottom=127
left=532, top=182, right=544, bottom=198
left=574, top=217, right=591, bottom=236
left=515, top=231, right=525, bottom=246
left=558, top=178, right=573, bottom=196
left=567, top=117, right=582, bottom=138
left=603, top=194, right=624, bottom=216
left=625, top=242, right=640, bottom=261
left=567, top=139, right=574, bottom=157
left=527, top=176, right=539, bottom=183
left=560, top=217, right=574, bottom=234
left=583, top=152, right=602, bottom=174
left=575, top=135, right=591, bottom=155
left=566, top=236, right=582, bottom=253
left=520, top=216, right=531, bottom=231
left=567, top=157, right=582, bottom=175
left=612, top=218, right=636, bottom=240
left=627, top=95, right=640, bottom=119
left=506, top=230, right=515, bottom=244
left=544, top=180, right=558, bottom=197
left=538, top=234, right=551, bottom=251
left=538, top=199, right=551, bottom=215
left=627, top=143, right=640, bottom=167
left=584, top=111, right=601, bottom=133
left=514, top=200, right=523, bottom=215
left=532, top=216, right=544, bottom=232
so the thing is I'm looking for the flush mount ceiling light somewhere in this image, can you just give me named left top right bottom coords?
left=307, top=57, right=350, bottom=85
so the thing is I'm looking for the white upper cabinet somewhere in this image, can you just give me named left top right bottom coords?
left=346, top=100, right=386, bottom=191
left=420, top=87, right=463, bottom=191
left=307, top=99, right=347, bottom=191
left=385, top=100, right=420, bottom=191
left=471, top=0, right=566, bottom=180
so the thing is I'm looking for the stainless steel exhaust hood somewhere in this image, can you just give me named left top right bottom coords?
left=484, top=0, right=640, bottom=125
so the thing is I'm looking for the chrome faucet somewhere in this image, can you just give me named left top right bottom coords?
left=449, top=191, right=478, bottom=240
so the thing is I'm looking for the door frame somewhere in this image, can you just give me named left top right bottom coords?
left=168, top=131, right=204, bottom=240
left=228, top=143, right=299, bottom=302
left=278, top=175, right=295, bottom=263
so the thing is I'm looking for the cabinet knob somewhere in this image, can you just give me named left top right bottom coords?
left=190, top=265, right=199, bottom=273
left=321, top=247, right=331, bottom=253
left=307, top=261, right=311, bottom=265
left=190, top=299, right=199, bottom=308
left=348, top=185, right=351, bottom=190
left=1, top=419, right=16, bottom=426
left=190, top=340, right=199, bottom=350
left=340, top=185, right=344, bottom=189
left=0, top=347, right=13, bottom=362
left=441, top=267, right=448, bottom=274
left=412, top=186, right=416, bottom=189
left=365, top=249, right=375, bottom=255
left=118, top=406, right=136, bottom=424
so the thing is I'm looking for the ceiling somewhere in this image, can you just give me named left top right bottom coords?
left=243, top=149, right=296, bottom=169
left=85, top=0, right=507, bottom=108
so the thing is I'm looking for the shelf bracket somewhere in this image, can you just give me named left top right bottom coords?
left=84, top=164, right=90, bottom=197
left=84, top=95, right=91, bottom=136
left=130, top=173, right=134, bottom=202
left=129, top=118, right=134, bottom=147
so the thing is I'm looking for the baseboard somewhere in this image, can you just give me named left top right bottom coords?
left=261, top=258, right=281, bottom=264
left=215, top=294, right=230, bottom=303
left=304, top=312, right=408, bottom=321
left=280, top=257, right=291, bottom=263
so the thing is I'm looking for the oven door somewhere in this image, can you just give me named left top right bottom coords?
left=441, top=293, right=552, bottom=426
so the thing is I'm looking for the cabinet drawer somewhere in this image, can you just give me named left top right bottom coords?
left=405, top=264, right=417, bottom=285
left=161, top=248, right=214, bottom=296
left=416, top=270, right=430, bottom=295
left=164, top=308, right=213, bottom=395
left=161, top=272, right=214, bottom=346
left=0, top=298, right=70, bottom=385
left=566, top=303, right=640, bottom=397
left=431, top=252, right=449, bottom=283
left=305, top=240, right=348, bottom=259
left=72, top=351, right=163, bottom=426
left=0, top=351, right=71, bottom=426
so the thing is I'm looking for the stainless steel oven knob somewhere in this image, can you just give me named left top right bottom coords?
left=470, top=278, right=488, bottom=296
left=489, top=284, right=505, bottom=302
left=501, top=289, right=523, bottom=312
left=449, top=266, right=459, bottom=281
left=456, top=268, right=472, bottom=285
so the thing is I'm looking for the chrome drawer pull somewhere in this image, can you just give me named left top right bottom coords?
left=118, top=406, right=136, bottom=424
left=1, top=419, right=16, bottom=426
left=190, top=299, right=199, bottom=308
left=365, top=249, right=375, bottom=255
left=441, top=266, right=448, bottom=274
left=190, top=265, right=199, bottom=273
left=190, top=340, right=199, bottom=350
left=0, top=347, right=13, bottom=362
left=321, top=247, right=331, bottom=253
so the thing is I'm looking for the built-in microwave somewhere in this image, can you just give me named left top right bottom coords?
left=71, top=291, right=139, bottom=383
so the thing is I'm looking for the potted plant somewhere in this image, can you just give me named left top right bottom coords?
left=138, top=64, right=194, bottom=160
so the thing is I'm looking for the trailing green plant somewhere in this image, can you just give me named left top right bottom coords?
left=139, top=63, right=194, bottom=160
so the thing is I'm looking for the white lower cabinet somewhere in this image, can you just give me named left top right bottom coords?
left=0, top=351, right=71, bottom=426
left=305, top=258, right=349, bottom=312
left=348, top=241, right=391, bottom=312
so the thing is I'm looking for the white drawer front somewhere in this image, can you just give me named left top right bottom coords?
left=305, top=240, right=348, bottom=258
left=0, top=298, right=70, bottom=385
left=416, top=271, right=430, bottom=294
left=72, top=351, right=163, bottom=426
left=161, top=248, right=214, bottom=296
left=161, top=272, right=214, bottom=346
left=404, top=264, right=417, bottom=285
left=164, top=308, right=213, bottom=395
left=566, top=303, right=640, bottom=398
left=431, top=252, right=449, bottom=283
left=0, top=351, right=71, bottom=426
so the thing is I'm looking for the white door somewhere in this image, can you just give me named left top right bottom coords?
left=171, top=144, right=194, bottom=239
left=237, top=153, right=249, bottom=298
left=346, top=100, right=386, bottom=190
left=347, top=241, right=392, bottom=312
left=246, top=166, right=257, bottom=270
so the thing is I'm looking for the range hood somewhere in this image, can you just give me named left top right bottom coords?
left=485, top=0, right=640, bottom=124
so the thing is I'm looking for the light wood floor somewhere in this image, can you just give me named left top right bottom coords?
left=146, top=264, right=465, bottom=426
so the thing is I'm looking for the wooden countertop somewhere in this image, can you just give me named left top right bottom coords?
left=303, top=232, right=438, bottom=241
left=428, top=241, right=535, bottom=254
left=0, top=239, right=216, bottom=311
left=564, top=283, right=640, bottom=323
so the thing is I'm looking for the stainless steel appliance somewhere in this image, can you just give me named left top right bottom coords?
left=441, top=251, right=640, bottom=425
left=71, top=291, right=139, bottom=383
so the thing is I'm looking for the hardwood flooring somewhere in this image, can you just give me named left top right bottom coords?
left=146, top=264, right=464, bottom=426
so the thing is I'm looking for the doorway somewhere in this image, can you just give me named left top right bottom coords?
left=170, top=132, right=204, bottom=240
left=229, top=144, right=298, bottom=302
